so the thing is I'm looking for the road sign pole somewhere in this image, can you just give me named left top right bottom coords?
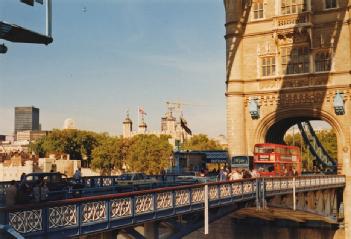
left=204, top=184, right=209, bottom=235
left=46, top=0, right=52, bottom=36
left=293, top=177, right=296, bottom=211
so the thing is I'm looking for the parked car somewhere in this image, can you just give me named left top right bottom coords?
left=117, top=173, right=158, bottom=186
left=176, top=172, right=217, bottom=184
left=20, top=172, right=85, bottom=201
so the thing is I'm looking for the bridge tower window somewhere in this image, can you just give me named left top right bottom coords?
left=252, top=0, right=264, bottom=20
left=315, top=51, right=332, bottom=72
left=281, top=0, right=306, bottom=15
left=325, top=0, right=337, bottom=9
left=281, top=46, right=309, bottom=75
left=261, top=56, right=276, bottom=76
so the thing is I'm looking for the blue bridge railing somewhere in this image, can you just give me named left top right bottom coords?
left=0, top=175, right=345, bottom=239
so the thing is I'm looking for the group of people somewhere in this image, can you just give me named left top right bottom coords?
left=5, top=173, right=49, bottom=207
left=218, top=167, right=260, bottom=181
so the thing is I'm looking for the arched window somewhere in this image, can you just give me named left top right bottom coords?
left=325, top=0, right=337, bottom=9
left=281, top=0, right=306, bottom=15
left=261, top=56, right=276, bottom=76
left=281, top=46, right=309, bottom=75
left=252, top=0, right=264, bottom=19
left=315, top=51, right=332, bottom=72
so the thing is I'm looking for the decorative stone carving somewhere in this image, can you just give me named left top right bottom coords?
left=274, top=12, right=309, bottom=28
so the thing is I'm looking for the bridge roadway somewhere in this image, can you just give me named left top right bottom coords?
left=0, top=175, right=346, bottom=239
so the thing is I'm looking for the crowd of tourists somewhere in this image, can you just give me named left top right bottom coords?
left=5, top=173, right=49, bottom=207
left=218, top=166, right=260, bottom=181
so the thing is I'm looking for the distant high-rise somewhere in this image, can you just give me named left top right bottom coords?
left=14, top=106, right=40, bottom=134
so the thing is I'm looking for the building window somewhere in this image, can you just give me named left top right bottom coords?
left=252, top=1, right=264, bottom=19
left=281, top=0, right=306, bottom=15
left=325, top=0, right=337, bottom=9
left=315, top=51, right=332, bottom=72
left=261, top=56, right=276, bottom=76
left=281, top=46, right=309, bottom=74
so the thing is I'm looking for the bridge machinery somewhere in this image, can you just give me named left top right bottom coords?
left=224, top=1, right=351, bottom=237
left=0, top=175, right=346, bottom=238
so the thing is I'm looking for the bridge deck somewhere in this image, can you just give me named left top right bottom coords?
left=0, top=175, right=345, bottom=239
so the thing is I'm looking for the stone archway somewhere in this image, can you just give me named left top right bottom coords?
left=254, top=108, right=346, bottom=173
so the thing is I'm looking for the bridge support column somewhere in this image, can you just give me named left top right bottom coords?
left=343, top=140, right=351, bottom=239
left=101, top=230, right=118, bottom=239
left=144, top=221, right=159, bottom=239
left=344, top=176, right=351, bottom=239
left=227, top=95, right=247, bottom=157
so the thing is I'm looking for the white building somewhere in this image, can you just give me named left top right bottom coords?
left=122, top=108, right=192, bottom=147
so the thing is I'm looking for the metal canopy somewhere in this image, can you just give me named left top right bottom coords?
left=0, top=21, right=53, bottom=45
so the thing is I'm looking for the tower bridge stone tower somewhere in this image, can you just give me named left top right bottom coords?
left=224, top=0, right=351, bottom=237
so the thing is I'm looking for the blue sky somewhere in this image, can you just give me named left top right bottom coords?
left=0, top=0, right=226, bottom=136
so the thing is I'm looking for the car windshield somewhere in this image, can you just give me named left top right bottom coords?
left=120, top=174, right=133, bottom=180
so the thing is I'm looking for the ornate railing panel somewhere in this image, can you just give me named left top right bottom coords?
left=191, top=187, right=204, bottom=204
left=9, top=209, right=42, bottom=234
left=175, top=189, right=190, bottom=207
left=231, top=182, right=242, bottom=196
left=209, top=185, right=218, bottom=201
left=82, top=201, right=107, bottom=224
left=110, top=198, right=132, bottom=219
left=156, top=192, right=173, bottom=210
left=219, top=184, right=231, bottom=198
left=49, top=205, right=77, bottom=229
left=135, top=194, right=154, bottom=215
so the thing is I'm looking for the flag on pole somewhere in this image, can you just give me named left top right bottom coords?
left=139, top=107, right=146, bottom=115
left=180, top=118, right=192, bottom=135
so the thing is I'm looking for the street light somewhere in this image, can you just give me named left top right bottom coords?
left=0, top=43, right=7, bottom=54
left=249, top=97, right=260, bottom=119
left=333, top=91, right=345, bottom=115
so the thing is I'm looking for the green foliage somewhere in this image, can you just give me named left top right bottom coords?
left=125, top=134, right=173, bottom=174
left=91, top=137, right=125, bottom=175
left=181, top=134, right=222, bottom=151
left=29, top=129, right=100, bottom=161
left=284, top=129, right=337, bottom=171
left=29, top=137, right=46, bottom=158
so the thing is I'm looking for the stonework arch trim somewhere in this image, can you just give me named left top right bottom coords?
left=254, top=107, right=346, bottom=146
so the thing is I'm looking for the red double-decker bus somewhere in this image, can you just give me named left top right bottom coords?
left=253, top=143, right=302, bottom=177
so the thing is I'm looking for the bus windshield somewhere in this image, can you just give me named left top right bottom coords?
left=232, top=156, right=249, bottom=165
left=254, top=163, right=274, bottom=173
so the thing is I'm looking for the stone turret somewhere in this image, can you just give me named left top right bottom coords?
left=123, top=112, right=133, bottom=138
left=138, top=120, right=147, bottom=133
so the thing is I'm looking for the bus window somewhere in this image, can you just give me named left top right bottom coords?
left=254, top=163, right=274, bottom=172
left=231, top=156, right=254, bottom=170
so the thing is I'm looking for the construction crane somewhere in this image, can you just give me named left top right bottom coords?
left=166, top=101, right=208, bottom=117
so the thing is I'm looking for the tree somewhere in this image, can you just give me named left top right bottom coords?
left=284, top=129, right=337, bottom=171
left=182, top=134, right=223, bottom=151
left=125, top=134, right=173, bottom=174
left=91, top=137, right=124, bottom=175
left=29, top=129, right=102, bottom=161
left=29, top=137, right=46, bottom=157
